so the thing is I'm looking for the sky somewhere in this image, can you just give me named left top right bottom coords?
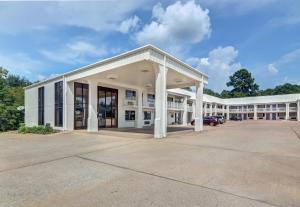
left=0, top=0, right=300, bottom=92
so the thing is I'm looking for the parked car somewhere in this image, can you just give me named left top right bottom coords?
left=191, top=116, right=219, bottom=126
left=230, top=116, right=242, bottom=121
left=191, top=116, right=218, bottom=126
left=204, top=116, right=219, bottom=126
left=212, top=115, right=225, bottom=124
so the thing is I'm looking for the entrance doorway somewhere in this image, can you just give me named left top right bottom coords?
left=74, top=82, right=89, bottom=129
left=98, top=86, right=118, bottom=128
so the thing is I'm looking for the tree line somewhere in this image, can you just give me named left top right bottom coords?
left=204, top=68, right=300, bottom=98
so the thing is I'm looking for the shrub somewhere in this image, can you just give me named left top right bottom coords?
left=18, top=124, right=57, bottom=134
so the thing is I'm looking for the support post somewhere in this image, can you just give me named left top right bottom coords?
left=222, top=105, right=225, bottom=116
left=226, top=105, right=230, bottom=120
left=297, top=100, right=300, bottom=122
left=136, top=89, right=143, bottom=128
left=210, top=104, right=213, bottom=116
left=182, top=96, right=188, bottom=126
left=254, top=104, right=257, bottom=120
left=87, top=80, right=98, bottom=132
left=154, top=64, right=167, bottom=138
left=203, top=102, right=207, bottom=117
left=285, top=103, right=289, bottom=120
left=194, top=80, right=203, bottom=132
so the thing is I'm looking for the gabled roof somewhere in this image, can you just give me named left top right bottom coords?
left=25, top=44, right=208, bottom=89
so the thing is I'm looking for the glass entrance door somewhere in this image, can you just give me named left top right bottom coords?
left=74, top=82, right=89, bottom=129
left=98, top=87, right=118, bottom=128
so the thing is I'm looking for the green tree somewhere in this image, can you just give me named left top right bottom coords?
left=226, top=69, right=259, bottom=97
left=204, top=88, right=220, bottom=97
left=0, top=67, right=31, bottom=131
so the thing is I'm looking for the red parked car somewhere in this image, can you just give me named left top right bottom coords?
left=191, top=116, right=219, bottom=126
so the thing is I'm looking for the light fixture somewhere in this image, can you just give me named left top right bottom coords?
left=106, top=74, right=118, bottom=80
left=141, top=69, right=149, bottom=73
left=145, top=83, right=152, bottom=88
left=174, top=78, right=183, bottom=83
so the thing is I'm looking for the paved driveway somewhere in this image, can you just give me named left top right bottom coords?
left=1, top=121, right=300, bottom=207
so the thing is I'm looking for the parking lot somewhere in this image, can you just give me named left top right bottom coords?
left=1, top=121, right=300, bottom=207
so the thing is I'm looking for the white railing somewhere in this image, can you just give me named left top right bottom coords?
left=187, top=105, right=193, bottom=112
left=290, top=107, right=297, bottom=112
left=168, top=101, right=183, bottom=109
left=143, top=101, right=155, bottom=108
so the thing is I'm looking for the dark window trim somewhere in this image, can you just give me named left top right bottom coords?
left=54, top=81, right=63, bottom=127
left=38, top=87, right=44, bottom=125
left=125, top=110, right=135, bottom=121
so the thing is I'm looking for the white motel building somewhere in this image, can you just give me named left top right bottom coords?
left=24, top=45, right=300, bottom=138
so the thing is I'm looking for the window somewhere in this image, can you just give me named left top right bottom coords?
left=55, top=81, right=63, bottom=127
left=167, top=97, right=173, bottom=102
left=125, top=110, right=135, bottom=121
left=125, top=90, right=136, bottom=100
left=144, top=111, right=151, bottom=120
left=147, top=94, right=155, bottom=102
left=38, top=87, right=44, bottom=125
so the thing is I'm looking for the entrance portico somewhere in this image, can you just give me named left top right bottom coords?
left=63, top=45, right=208, bottom=138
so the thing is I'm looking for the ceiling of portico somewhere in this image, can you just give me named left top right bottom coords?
left=78, top=60, right=197, bottom=90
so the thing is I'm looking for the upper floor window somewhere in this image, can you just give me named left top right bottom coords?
left=167, top=97, right=173, bottom=102
left=147, top=94, right=155, bottom=102
left=125, top=90, right=136, bottom=100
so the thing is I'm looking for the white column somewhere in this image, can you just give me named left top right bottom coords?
left=226, top=105, right=230, bottom=120
left=297, top=100, right=300, bottom=121
left=154, top=64, right=167, bottom=138
left=194, top=80, right=203, bottom=132
left=192, top=101, right=196, bottom=120
left=210, top=104, right=213, bottom=116
left=87, top=80, right=98, bottom=132
left=182, top=96, right=188, bottom=126
left=65, top=81, right=74, bottom=130
left=222, top=105, right=225, bottom=116
left=285, top=103, right=290, bottom=120
left=254, top=104, right=257, bottom=120
left=214, top=104, right=217, bottom=115
left=204, top=102, right=207, bottom=117
left=136, top=89, right=143, bottom=128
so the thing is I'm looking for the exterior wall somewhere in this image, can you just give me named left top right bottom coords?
left=25, top=87, right=38, bottom=127
left=25, top=78, right=63, bottom=129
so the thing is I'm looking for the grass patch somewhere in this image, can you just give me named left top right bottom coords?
left=18, top=124, right=57, bottom=134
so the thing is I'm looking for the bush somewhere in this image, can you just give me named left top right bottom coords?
left=18, top=124, right=57, bottom=134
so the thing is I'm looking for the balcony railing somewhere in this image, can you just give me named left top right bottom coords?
left=168, top=102, right=183, bottom=109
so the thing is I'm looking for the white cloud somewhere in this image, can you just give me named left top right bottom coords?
left=187, top=46, right=241, bottom=92
left=40, top=41, right=107, bottom=64
left=267, top=64, right=278, bottom=75
left=135, top=0, right=211, bottom=49
left=0, top=52, right=44, bottom=80
left=118, top=15, right=140, bottom=34
left=198, top=0, right=278, bottom=14
left=266, top=48, right=300, bottom=75
left=0, top=1, right=151, bottom=34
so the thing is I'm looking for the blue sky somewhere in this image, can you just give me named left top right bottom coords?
left=0, top=0, right=299, bottom=92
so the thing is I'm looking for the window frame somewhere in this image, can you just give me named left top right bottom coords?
left=144, top=111, right=151, bottom=120
left=38, top=87, right=45, bottom=125
left=125, top=110, right=135, bottom=121
left=125, top=90, right=136, bottom=100
left=54, top=81, right=63, bottom=127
